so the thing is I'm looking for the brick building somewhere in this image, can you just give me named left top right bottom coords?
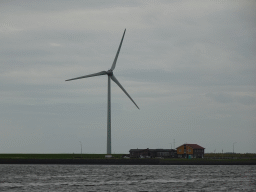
left=176, top=144, right=205, bottom=158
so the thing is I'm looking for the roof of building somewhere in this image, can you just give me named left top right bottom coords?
left=176, top=144, right=205, bottom=149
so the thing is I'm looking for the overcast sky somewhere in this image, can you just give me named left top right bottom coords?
left=1, top=0, right=255, bottom=154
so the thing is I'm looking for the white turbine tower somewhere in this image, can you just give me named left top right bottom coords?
left=66, top=29, right=139, bottom=154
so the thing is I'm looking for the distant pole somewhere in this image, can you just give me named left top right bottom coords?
left=233, top=142, right=236, bottom=154
left=79, top=141, right=82, bottom=158
left=174, top=139, right=175, bottom=149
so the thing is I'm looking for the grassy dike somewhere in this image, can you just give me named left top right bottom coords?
left=0, top=154, right=256, bottom=165
left=0, top=154, right=123, bottom=159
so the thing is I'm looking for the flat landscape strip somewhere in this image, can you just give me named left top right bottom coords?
left=1, top=153, right=255, bottom=159
left=0, top=154, right=123, bottom=159
left=0, top=158, right=255, bottom=165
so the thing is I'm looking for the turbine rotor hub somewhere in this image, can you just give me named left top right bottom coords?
left=107, top=70, right=113, bottom=76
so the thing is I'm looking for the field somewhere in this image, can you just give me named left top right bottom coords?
left=0, top=153, right=255, bottom=165
left=0, top=153, right=255, bottom=159
left=204, top=153, right=256, bottom=159
left=0, top=154, right=124, bottom=159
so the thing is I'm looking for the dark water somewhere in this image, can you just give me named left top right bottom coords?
left=0, top=165, right=255, bottom=191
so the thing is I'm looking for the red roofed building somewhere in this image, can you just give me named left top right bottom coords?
left=176, top=144, right=205, bottom=158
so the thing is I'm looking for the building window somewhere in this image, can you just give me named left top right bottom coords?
left=179, top=149, right=181, bottom=152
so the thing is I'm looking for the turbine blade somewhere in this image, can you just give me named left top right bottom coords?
left=110, top=29, right=126, bottom=71
left=65, top=71, right=107, bottom=81
left=111, top=75, right=139, bottom=109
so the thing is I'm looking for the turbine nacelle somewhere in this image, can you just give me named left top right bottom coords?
left=107, top=70, right=113, bottom=76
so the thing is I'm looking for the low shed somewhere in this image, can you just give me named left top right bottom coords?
left=129, top=148, right=177, bottom=158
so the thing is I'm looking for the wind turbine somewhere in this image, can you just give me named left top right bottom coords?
left=65, top=29, right=139, bottom=154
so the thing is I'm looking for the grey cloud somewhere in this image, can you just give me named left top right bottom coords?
left=205, top=92, right=256, bottom=106
left=0, top=1, right=255, bottom=153
left=119, top=68, right=255, bottom=87
left=237, top=95, right=256, bottom=105
left=1, top=0, right=143, bottom=13
left=205, top=92, right=234, bottom=104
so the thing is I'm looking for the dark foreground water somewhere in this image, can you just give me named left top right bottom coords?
left=0, top=165, right=255, bottom=191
